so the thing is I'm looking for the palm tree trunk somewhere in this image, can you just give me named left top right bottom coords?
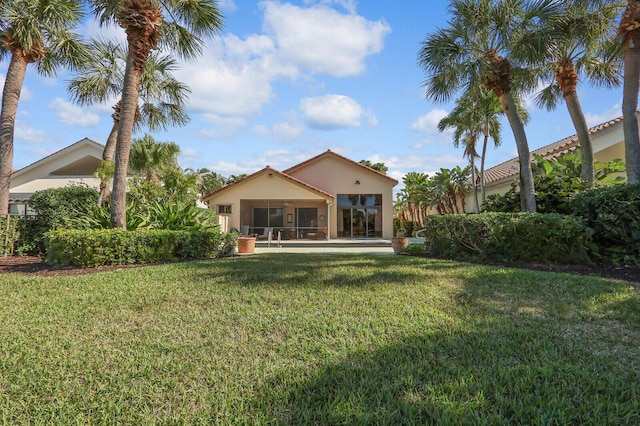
left=498, top=91, right=536, bottom=212
left=0, top=54, right=28, bottom=215
left=110, top=52, right=142, bottom=229
left=481, top=131, right=488, bottom=204
left=103, top=121, right=119, bottom=161
left=622, top=32, right=640, bottom=184
left=471, top=159, right=479, bottom=213
left=564, top=93, right=595, bottom=187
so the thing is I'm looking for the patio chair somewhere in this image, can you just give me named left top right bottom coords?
left=256, top=227, right=272, bottom=241
left=240, top=225, right=250, bottom=236
left=307, top=226, right=327, bottom=240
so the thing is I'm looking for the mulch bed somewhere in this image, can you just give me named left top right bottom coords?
left=0, top=255, right=639, bottom=284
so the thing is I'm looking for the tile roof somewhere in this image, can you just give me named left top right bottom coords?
left=483, top=115, right=624, bottom=187
left=201, top=166, right=334, bottom=202
left=283, top=149, right=399, bottom=184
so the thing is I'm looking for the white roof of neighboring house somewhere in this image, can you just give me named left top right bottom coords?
left=9, top=137, right=104, bottom=201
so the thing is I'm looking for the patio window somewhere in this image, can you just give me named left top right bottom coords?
left=217, top=204, right=232, bottom=215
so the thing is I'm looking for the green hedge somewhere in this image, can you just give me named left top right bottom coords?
left=45, top=229, right=237, bottom=268
left=572, top=183, right=640, bottom=265
left=421, top=213, right=592, bottom=264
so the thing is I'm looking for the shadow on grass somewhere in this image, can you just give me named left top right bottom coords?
left=250, top=307, right=639, bottom=424
left=182, top=253, right=463, bottom=288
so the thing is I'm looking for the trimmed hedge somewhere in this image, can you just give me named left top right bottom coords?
left=572, top=183, right=640, bottom=265
left=421, top=213, right=592, bottom=264
left=45, top=229, right=237, bottom=268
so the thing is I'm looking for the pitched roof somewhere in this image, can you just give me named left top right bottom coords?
left=283, top=149, right=399, bottom=184
left=10, top=137, right=104, bottom=178
left=201, top=166, right=334, bottom=202
left=483, top=115, right=624, bottom=187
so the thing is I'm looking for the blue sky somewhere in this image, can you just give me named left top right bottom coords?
left=0, top=0, right=624, bottom=187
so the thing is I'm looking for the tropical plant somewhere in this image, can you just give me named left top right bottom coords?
left=187, top=168, right=228, bottom=196
left=128, top=134, right=180, bottom=181
left=0, top=0, right=86, bottom=215
left=483, top=150, right=626, bottom=214
left=67, top=38, right=191, bottom=160
left=419, top=0, right=560, bottom=212
left=67, top=37, right=191, bottom=204
left=87, top=0, right=223, bottom=229
left=617, top=1, right=640, bottom=184
left=359, top=160, right=388, bottom=174
left=535, top=0, right=623, bottom=187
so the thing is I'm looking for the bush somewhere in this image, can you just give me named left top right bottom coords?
left=420, top=213, right=592, bottom=264
left=45, top=228, right=237, bottom=268
left=393, top=220, right=416, bottom=237
left=571, top=183, right=640, bottom=265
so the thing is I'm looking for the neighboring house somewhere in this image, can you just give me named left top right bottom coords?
left=8, top=138, right=103, bottom=215
left=202, top=150, right=398, bottom=240
left=465, top=115, right=627, bottom=212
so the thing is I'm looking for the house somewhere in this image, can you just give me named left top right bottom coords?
left=201, top=150, right=398, bottom=240
left=8, top=138, right=103, bottom=215
left=465, top=115, right=627, bottom=211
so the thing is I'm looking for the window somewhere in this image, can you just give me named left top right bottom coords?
left=217, top=204, right=232, bottom=215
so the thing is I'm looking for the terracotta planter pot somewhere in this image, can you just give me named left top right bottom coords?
left=237, top=237, right=256, bottom=254
left=391, top=236, right=408, bottom=254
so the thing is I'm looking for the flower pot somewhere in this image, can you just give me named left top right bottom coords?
left=391, top=236, right=408, bottom=255
left=237, top=236, right=256, bottom=254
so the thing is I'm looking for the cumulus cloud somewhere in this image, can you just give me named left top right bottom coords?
left=173, top=2, right=390, bottom=139
left=14, top=123, right=49, bottom=144
left=300, top=94, right=365, bottom=129
left=262, top=1, right=390, bottom=77
left=49, top=98, right=100, bottom=127
left=409, top=109, right=452, bottom=148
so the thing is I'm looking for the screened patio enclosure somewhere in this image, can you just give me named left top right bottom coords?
left=240, top=199, right=329, bottom=240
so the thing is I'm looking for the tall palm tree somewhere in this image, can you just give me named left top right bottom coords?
left=419, top=0, right=559, bottom=213
left=536, top=0, right=623, bottom=187
left=439, top=88, right=528, bottom=204
left=617, top=0, right=640, bottom=184
left=0, top=0, right=86, bottom=215
left=88, top=0, right=223, bottom=229
left=67, top=38, right=191, bottom=163
left=67, top=38, right=191, bottom=204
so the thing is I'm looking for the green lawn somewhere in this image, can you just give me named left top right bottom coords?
left=0, top=254, right=638, bottom=424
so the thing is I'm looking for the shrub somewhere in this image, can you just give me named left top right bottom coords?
left=30, top=185, right=99, bottom=229
left=571, top=183, right=640, bottom=265
left=45, top=228, right=236, bottom=268
left=420, top=213, right=592, bottom=264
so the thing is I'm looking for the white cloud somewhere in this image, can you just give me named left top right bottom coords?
left=180, top=148, right=200, bottom=164
left=218, top=0, right=237, bottom=12
left=273, top=120, right=305, bottom=142
left=262, top=1, right=390, bottom=77
left=300, top=94, right=364, bottom=129
left=409, top=109, right=453, bottom=148
left=585, top=103, right=621, bottom=127
left=49, top=98, right=100, bottom=127
left=252, top=125, right=270, bottom=137
left=14, top=122, right=49, bottom=144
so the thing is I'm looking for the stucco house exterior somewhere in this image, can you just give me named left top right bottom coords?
left=8, top=138, right=103, bottom=215
left=201, top=150, right=398, bottom=240
left=465, top=115, right=627, bottom=212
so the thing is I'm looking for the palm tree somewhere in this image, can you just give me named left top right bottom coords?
left=88, top=0, right=223, bottom=229
left=419, top=0, right=559, bottom=212
left=536, top=0, right=623, bottom=187
left=439, top=88, right=528, bottom=205
left=617, top=1, right=640, bottom=184
left=129, top=134, right=180, bottom=182
left=67, top=38, right=191, bottom=205
left=67, top=38, right=191, bottom=163
left=0, top=0, right=86, bottom=215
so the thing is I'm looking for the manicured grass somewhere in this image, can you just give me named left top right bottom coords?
left=0, top=254, right=638, bottom=424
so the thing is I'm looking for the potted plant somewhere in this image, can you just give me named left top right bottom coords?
left=392, top=228, right=409, bottom=255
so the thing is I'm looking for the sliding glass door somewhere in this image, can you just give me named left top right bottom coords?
left=337, top=194, right=382, bottom=238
